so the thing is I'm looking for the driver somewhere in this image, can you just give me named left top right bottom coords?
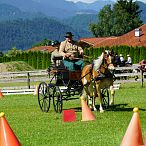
left=59, top=32, right=84, bottom=71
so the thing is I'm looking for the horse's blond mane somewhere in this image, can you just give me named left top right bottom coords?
left=93, top=52, right=104, bottom=71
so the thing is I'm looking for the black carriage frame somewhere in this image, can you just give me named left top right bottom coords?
left=38, top=57, right=111, bottom=113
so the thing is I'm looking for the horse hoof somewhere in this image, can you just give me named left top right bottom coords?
left=110, top=101, right=114, bottom=105
left=100, top=110, right=104, bottom=113
left=93, top=108, right=97, bottom=111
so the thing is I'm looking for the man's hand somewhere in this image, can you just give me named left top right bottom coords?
left=80, top=50, right=84, bottom=56
left=64, top=53, right=72, bottom=58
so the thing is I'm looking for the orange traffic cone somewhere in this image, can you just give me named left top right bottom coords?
left=120, top=107, right=143, bottom=146
left=81, top=99, right=96, bottom=121
left=0, top=90, right=4, bottom=98
left=144, top=138, right=146, bottom=146
left=0, top=112, right=21, bottom=146
left=34, top=82, right=38, bottom=95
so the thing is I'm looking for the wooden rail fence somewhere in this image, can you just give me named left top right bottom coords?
left=114, top=64, right=146, bottom=86
left=0, top=70, right=48, bottom=89
left=0, top=64, right=146, bottom=95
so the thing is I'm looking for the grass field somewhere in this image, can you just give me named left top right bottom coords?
left=0, top=82, right=146, bottom=146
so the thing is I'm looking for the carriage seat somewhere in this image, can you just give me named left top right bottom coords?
left=50, top=69, right=81, bottom=80
left=50, top=57, right=81, bottom=79
left=68, top=70, right=81, bottom=80
left=52, top=56, right=63, bottom=68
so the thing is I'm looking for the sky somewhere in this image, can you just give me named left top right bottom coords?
left=66, top=0, right=97, bottom=3
left=66, top=0, right=146, bottom=4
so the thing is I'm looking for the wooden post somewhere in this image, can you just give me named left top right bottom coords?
left=141, top=70, right=144, bottom=87
left=27, top=72, right=30, bottom=89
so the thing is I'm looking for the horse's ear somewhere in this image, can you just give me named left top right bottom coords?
left=101, top=52, right=104, bottom=58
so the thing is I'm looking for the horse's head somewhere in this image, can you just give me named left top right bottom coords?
left=92, top=51, right=115, bottom=77
left=102, top=51, right=115, bottom=70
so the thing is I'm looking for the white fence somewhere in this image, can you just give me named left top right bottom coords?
left=114, top=64, right=146, bottom=86
left=0, top=65, right=146, bottom=95
left=2, top=89, right=35, bottom=95
left=0, top=70, right=48, bottom=95
left=0, top=70, right=48, bottom=89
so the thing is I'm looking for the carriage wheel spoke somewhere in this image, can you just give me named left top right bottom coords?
left=38, top=82, right=51, bottom=112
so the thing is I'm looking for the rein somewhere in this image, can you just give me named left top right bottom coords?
left=82, top=56, right=115, bottom=84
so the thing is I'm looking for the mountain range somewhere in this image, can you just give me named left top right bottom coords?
left=0, top=0, right=114, bottom=19
left=0, top=0, right=146, bottom=52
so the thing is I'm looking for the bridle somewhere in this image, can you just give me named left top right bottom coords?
left=82, top=53, right=114, bottom=78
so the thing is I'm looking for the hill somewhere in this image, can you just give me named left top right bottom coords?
left=138, top=1, right=146, bottom=23
left=0, top=0, right=146, bottom=52
left=76, top=0, right=114, bottom=12
left=0, top=61, right=34, bottom=72
left=0, top=0, right=106, bottom=19
left=0, top=15, right=95, bottom=52
left=62, top=14, right=97, bottom=33
left=0, top=17, right=88, bottom=52
left=0, top=4, right=44, bottom=21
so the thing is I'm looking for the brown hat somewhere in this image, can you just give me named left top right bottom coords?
left=64, top=32, right=74, bottom=37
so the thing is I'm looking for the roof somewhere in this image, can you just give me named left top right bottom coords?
left=27, top=46, right=55, bottom=53
left=79, top=24, right=146, bottom=48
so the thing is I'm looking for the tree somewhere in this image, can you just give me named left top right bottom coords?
left=5, top=47, right=22, bottom=57
left=89, top=0, right=143, bottom=37
left=90, top=5, right=113, bottom=37
left=0, top=51, right=3, bottom=57
left=32, top=38, right=52, bottom=47
left=37, top=51, right=42, bottom=69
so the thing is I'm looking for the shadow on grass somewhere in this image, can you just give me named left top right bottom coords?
left=63, top=107, right=82, bottom=112
left=107, top=103, right=146, bottom=112
left=63, top=103, right=146, bottom=113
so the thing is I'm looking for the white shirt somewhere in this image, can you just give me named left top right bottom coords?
left=127, top=56, right=132, bottom=64
left=120, top=56, right=124, bottom=62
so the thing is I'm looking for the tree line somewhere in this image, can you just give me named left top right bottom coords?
left=0, top=45, right=146, bottom=70
left=0, top=51, right=51, bottom=70
left=84, top=45, right=146, bottom=64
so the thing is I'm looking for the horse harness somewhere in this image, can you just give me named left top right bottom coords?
left=81, top=59, right=110, bottom=86
left=90, top=59, right=112, bottom=81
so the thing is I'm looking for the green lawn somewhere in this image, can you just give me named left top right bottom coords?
left=0, top=82, right=146, bottom=146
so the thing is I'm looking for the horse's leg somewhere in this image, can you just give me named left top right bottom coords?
left=96, top=84, right=104, bottom=113
left=92, top=96, right=97, bottom=111
left=109, top=85, right=115, bottom=105
left=86, top=82, right=97, bottom=111
left=80, top=87, right=90, bottom=110
left=80, top=88, right=88, bottom=101
left=99, top=91, right=104, bottom=113
left=92, top=84, right=97, bottom=111
left=87, top=82, right=96, bottom=110
left=88, top=95, right=93, bottom=109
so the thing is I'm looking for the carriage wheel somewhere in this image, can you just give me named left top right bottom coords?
left=38, top=82, right=51, bottom=112
left=53, top=86, right=63, bottom=113
left=101, top=88, right=109, bottom=109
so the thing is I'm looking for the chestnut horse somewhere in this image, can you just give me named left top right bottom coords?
left=80, top=52, right=115, bottom=113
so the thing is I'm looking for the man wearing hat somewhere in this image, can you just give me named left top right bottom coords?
left=125, top=54, right=132, bottom=66
left=119, top=54, right=125, bottom=66
left=59, top=32, right=84, bottom=71
left=51, top=40, right=62, bottom=66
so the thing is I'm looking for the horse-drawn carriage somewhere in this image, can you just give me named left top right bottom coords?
left=38, top=53, right=115, bottom=113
